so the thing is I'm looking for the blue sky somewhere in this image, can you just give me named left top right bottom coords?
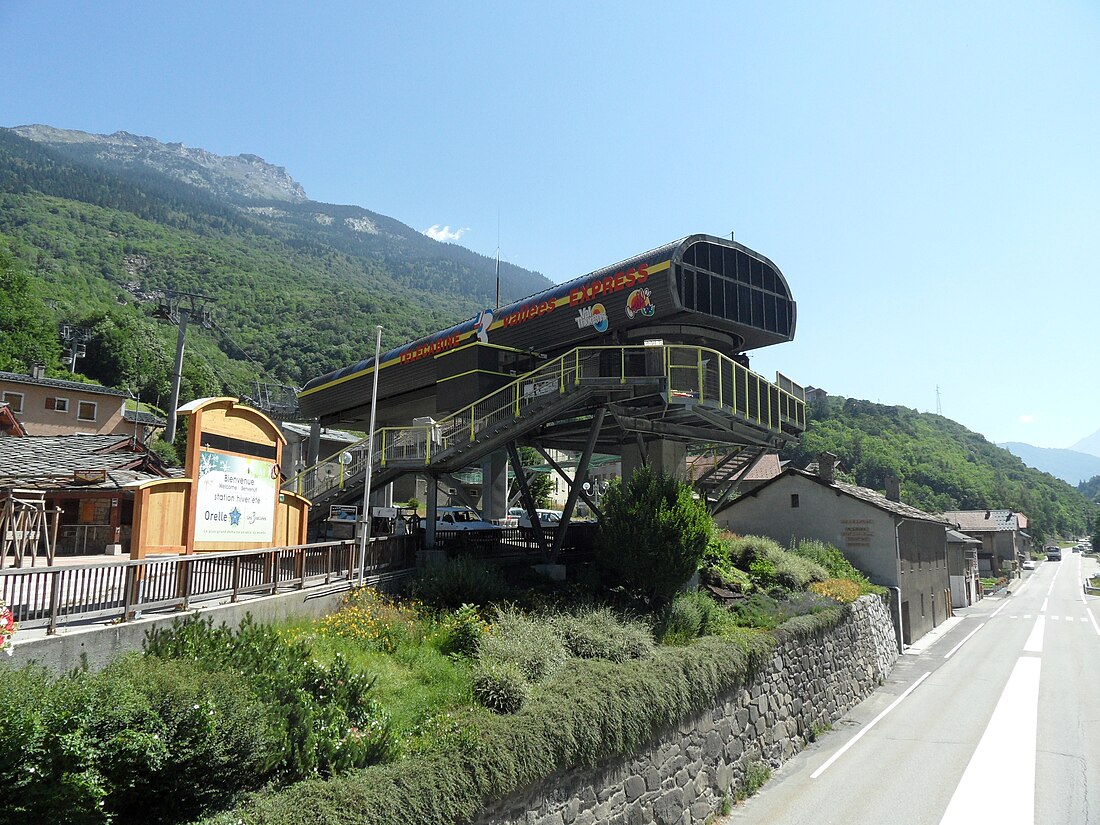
left=2, top=1, right=1098, bottom=450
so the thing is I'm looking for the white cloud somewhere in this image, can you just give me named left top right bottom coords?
left=424, top=224, right=469, bottom=243
left=1019, top=414, right=1035, bottom=424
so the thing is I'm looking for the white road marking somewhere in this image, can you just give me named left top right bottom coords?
left=938, top=656, right=1041, bottom=824
left=1024, top=616, right=1045, bottom=653
left=1087, top=607, right=1100, bottom=636
left=944, top=623, right=986, bottom=659
left=1041, top=598, right=1048, bottom=613
left=810, top=671, right=932, bottom=779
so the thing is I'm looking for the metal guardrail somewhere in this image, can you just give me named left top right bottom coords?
left=290, top=344, right=807, bottom=504
left=0, top=537, right=418, bottom=634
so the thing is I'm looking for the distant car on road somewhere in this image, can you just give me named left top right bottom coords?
left=1023, top=559, right=1037, bottom=570
left=1046, top=546, right=1062, bottom=561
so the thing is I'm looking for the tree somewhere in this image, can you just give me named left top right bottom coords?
left=510, top=446, right=554, bottom=509
left=596, top=467, right=712, bottom=606
left=0, top=239, right=61, bottom=373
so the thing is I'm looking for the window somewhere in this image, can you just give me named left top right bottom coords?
left=790, top=494, right=800, bottom=508
left=2, top=392, right=24, bottom=413
left=46, top=396, right=69, bottom=412
left=77, top=401, right=97, bottom=422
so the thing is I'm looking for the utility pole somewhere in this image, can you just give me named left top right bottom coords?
left=156, top=290, right=213, bottom=444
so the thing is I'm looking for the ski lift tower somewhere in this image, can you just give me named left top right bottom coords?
left=155, top=290, right=214, bottom=443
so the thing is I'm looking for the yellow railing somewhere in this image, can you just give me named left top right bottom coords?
left=290, top=345, right=806, bottom=503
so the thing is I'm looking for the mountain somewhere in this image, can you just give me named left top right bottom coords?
left=0, top=125, right=555, bottom=412
left=1070, top=428, right=1100, bottom=459
left=997, top=443, right=1100, bottom=486
left=12, top=125, right=309, bottom=203
left=782, top=396, right=1095, bottom=541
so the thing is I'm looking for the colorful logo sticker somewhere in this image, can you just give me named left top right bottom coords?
left=574, top=303, right=608, bottom=333
left=625, top=288, right=655, bottom=319
left=476, top=308, right=494, bottom=343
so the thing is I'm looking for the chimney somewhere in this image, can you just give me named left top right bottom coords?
left=885, top=475, right=901, bottom=502
left=817, top=452, right=836, bottom=485
left=31, top=363, right=45, bottom=380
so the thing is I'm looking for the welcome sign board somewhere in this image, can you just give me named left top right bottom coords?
left=194, top=448, right=277, bottom=543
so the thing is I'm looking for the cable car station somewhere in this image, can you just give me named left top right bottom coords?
left=290, top=234, right=807, bottom=559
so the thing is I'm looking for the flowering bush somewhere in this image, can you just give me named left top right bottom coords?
left=0, top=597, right=15, bottom=655
left=319, top=587, right=421, bottom=653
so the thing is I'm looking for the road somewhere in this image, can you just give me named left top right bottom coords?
left=723, top=552, right=1100, bottom=825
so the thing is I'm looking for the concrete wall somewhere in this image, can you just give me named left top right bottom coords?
left=474, top=596, right=898, bottom=825
left=0, top=584, right=361, bottom=675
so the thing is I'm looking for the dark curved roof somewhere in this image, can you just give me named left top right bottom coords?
left=301, top=234, right=795, bottom=395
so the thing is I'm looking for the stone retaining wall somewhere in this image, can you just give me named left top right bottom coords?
left=475, top=595, right=898, bottom=825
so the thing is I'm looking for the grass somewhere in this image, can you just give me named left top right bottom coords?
left=735, top=761, right=772, bottom=802
left=279, top=614, right=478, bottom=755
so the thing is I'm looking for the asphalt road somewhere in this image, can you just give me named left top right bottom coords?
left=723, top=553, right=1100, bottom=825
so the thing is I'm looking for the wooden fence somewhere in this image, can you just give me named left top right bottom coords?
left=0, top=536, right=418, bottom=634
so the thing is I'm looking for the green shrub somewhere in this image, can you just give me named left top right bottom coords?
left=210, top=631, right=779, bottom=825
left=725, top=535, right=827, bottom=592
left=736, top=760, right=771, bottom=800
left=412, top=556, right=513, bottom=609
left=440, top=603, right=489, bottom=657
left=661, top=593, right=706, bottom=645
left=0, top=665, right=104, bottom=824
left=476, top=604, right=567, bottom=682
left=551, top=606, right=655, bottom=662
left=597, top=467, right=712, bottom=606
left=701, top=532, right=753, bottom=592
left=93, top=656, right=274, bottom=824
left=472, top=662, right=529, bottom=714
left=144, top=616, right=394, bottom=779
left=0, top=657, right=273, bottom=825
left=789, top=538, right=883, bottom=595
left=770, top=550, right=827, bottom=590
left=723, top=534, right=786, bottom=568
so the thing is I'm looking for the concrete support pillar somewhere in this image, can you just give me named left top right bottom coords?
left=308, top=419, right=321, bottom=466
left=620, top=438, right=687, bottom=482
left=481, top=450, right=508, bottom=521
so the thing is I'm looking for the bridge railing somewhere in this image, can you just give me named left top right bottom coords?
left=289, top=344, right=805, bottom=503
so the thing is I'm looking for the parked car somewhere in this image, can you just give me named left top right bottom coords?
left=1023, top=559, right=1037, bottom=570
left=518, top=508, right=564, bottom=535
left=422, top=503, right=503, bottom=550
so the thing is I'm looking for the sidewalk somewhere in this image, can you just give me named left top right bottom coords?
left=903, top=614, right=968, bottom=654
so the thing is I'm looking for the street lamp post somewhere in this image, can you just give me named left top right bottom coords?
left=357, top=326, right=383, bottom=583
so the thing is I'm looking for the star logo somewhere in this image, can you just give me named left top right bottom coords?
left=229, top=507, right=242, bottom=526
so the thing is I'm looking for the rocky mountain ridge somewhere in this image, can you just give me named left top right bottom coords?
left=12, top=124, right=308, bottom=203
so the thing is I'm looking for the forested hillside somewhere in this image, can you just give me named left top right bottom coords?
left=1079, top=476, right=1100, bottom=504
left=782, top=396, right=1095, bottom=541
left=0, top=127, right=552, bottom=408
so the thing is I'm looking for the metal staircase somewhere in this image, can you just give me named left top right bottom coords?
left=689, top=444, right=771, bottom=514
left=288, top=344, right=806, bottom=520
